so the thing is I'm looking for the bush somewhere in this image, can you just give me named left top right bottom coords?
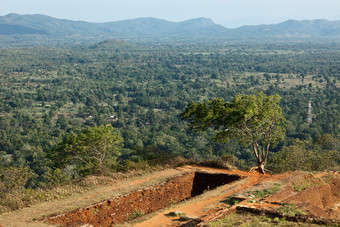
left=268, top=139, right=339, bottom=173
left=0, top=167, right=30, bottom=194
left=199, top=154, right=238, bottom=170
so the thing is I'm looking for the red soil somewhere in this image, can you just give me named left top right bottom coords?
left=266, top=174, right=340, bottom=219
left=38, top=166, right=339, bottom=227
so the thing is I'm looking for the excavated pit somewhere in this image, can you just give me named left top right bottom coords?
left=44, top=171, right=242, bottom=227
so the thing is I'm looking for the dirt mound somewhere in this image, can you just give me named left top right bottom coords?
left=284, top=176, right=340, bottom=219
left=196, top=171, right=340, bottom=226
left=265, top=173, right=340, bottom=219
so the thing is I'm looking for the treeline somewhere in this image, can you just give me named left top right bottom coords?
left=0, top=41, right=339, bottom=188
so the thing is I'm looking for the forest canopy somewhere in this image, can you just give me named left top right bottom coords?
left=0, top=41, right=339, bottom=188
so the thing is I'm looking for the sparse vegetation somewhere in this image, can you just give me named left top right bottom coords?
left=0, top=157, right=189, bottom=214
left=223, top=196, right=243, bottom=206
left=290, top=174, right=326, bottom=192
left=130, top=209, right=144, bottom=219
left=0, top=182, right=87, bottom=214
left=199, top=154, right=238, bottom=170
left=253, top=183, right=281, bottom=199
left=208, top=212, right=322, bottom=227
left=276, top=204, right=307, bottom=216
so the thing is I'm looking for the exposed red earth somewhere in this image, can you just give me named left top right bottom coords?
left=0, top=165, right=339, bottom=226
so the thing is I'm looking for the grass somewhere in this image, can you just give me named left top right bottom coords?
left=275, top=204, right=306, bottom=216
left=223, top=197, right=243, bottom=206
left=290, top=174, right=326, bottom=192
left=0, top=164, right=193, bottom=226
left=253, top=183, right=281, bottom=199
left=220, top=183, right=281, bottom=208
left=320, top=174, right=336, bottom=184
left=198, top=154, right=237, bottom=170
left=0, top=176, right=108, bottom=214
left=129, top=209, right=144, bottom=220
left=208, top=212, right=325, bottom=227
left=0, top=156, right=191, bottom=215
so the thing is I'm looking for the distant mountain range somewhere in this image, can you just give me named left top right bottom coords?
left=1, top=13, right=340, bottom=45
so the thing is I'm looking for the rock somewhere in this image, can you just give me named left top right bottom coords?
left=179, top=214, right=199, bottom=221
left=168, top=211, right=184, bottom=217
left=237, top=205, right=249, bottom=208
left=233, top=195, right=247, bottom=200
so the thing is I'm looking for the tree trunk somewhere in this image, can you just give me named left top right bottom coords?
left=258, top=161, right=265, bottom=174
left=249, top=161, right=266, bottom=174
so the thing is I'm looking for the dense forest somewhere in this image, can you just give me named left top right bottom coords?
left=0, top=40, right=339, bottom=190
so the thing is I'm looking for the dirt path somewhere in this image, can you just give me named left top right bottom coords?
left=134, top=166, right=293, bottom=227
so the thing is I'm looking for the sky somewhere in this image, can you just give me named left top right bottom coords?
left=1, top=0, right=340, bottom=28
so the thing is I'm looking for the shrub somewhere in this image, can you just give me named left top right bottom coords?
left=268, top=139, right=339, bottom=173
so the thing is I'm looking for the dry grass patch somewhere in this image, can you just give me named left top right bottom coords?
left=289, top=173, right=326, bottom=192
left=208, top=212, right=323, bottom=227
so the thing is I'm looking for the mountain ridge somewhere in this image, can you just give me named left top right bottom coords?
left=1, top=13, right=340, bottom=45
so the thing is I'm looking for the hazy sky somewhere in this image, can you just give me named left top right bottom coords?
left=1, top=0, right=340, bottom=28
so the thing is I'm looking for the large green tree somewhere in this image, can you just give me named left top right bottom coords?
left=181, top=92, right=286, bottom=174
left=50, top=125, right=123, bottom=175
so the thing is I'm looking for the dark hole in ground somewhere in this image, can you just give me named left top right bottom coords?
left=191, top=172, right=242, bottom=197
left=44, top=171, right=242, bottom=227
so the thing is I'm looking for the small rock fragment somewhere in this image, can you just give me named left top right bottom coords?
left=180, top=214, right=199, bottom=221
left=168, top=211, right=184, bottom=217
left=237, top=205, right=248, bottom=208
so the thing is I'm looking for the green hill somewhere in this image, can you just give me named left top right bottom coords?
left=1, top=13, right=340, bottom=46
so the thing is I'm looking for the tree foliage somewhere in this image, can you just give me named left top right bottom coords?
left=50, top=125, right=123, bottom=175
left=181, top=92, right=286, bottom=173
left=268, top=139, right=339, bottom=172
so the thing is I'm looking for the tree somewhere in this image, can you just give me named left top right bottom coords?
left=268, top=139, right=339, bottom=173
left=50, top=125, right=123, bottom=175
left=181, top=92, right=286, bottom=174
left=314, top=134, right=338, bottom=150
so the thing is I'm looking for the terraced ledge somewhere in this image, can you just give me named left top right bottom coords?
left=41, top=171, right=242, bottom=226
